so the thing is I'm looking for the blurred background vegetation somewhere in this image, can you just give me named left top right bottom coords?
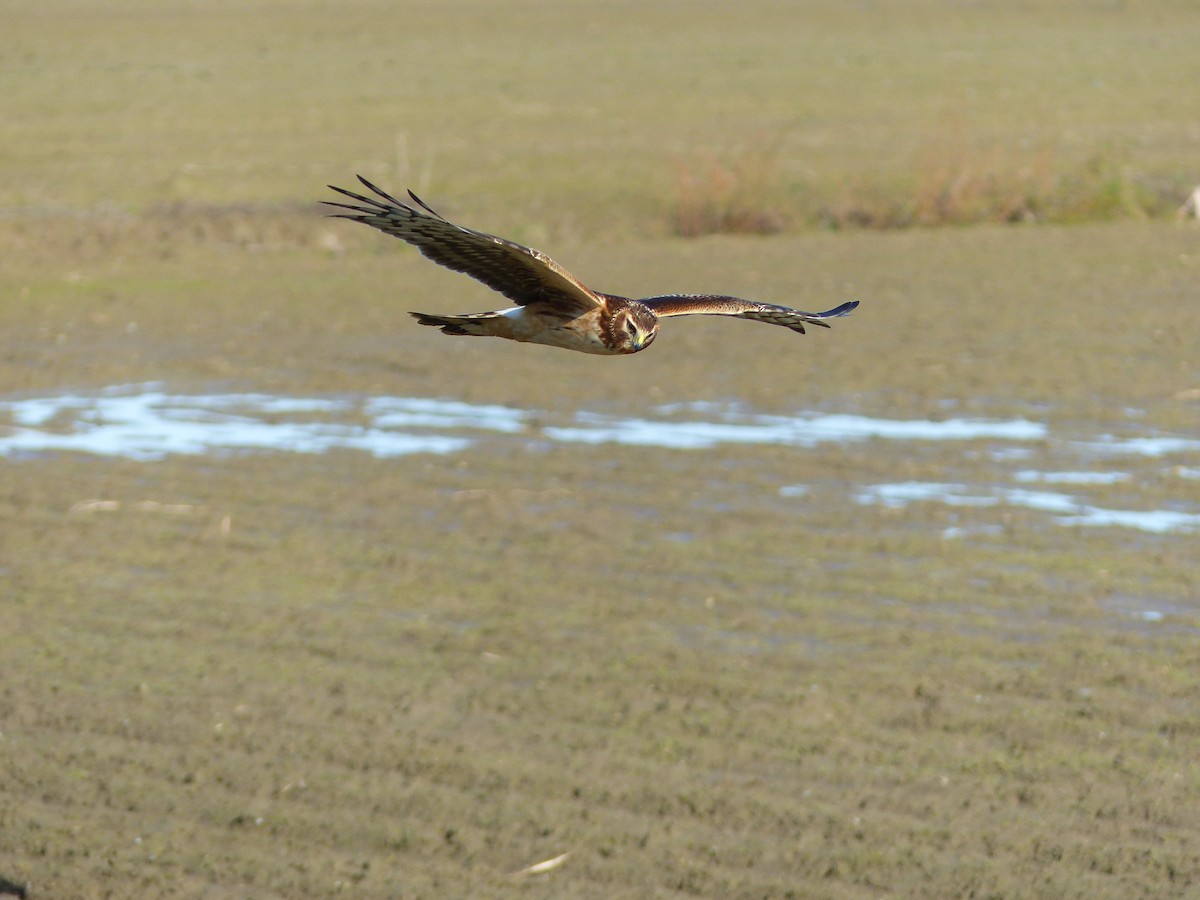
left=5, top=0, right=1199, bottom=252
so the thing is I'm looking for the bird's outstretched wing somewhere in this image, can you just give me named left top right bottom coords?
left=324, top=177, right=603, bottom=316
left=638, top=295, right=859, bottom=335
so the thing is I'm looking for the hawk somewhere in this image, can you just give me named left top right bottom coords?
left=325, top=177, right=859, bottom=356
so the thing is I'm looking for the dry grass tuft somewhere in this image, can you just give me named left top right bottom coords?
left=672, top=128, right=1183, bottom=237
left=0, top=203, right=375, bottom=267
left=818, top=131, right=1180, bottom=231
left=671, top=137, right=788, bottom=237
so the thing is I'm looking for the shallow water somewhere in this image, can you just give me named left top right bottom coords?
left=852, top=481, right=1200, bottom=534
left=543, top=410, right=1046, bottom=449
left=0, top=384, right=1045, bottom=458
left=0, top=389, right=478, bottom=460
left=2, top=384, right=1197, bottom=535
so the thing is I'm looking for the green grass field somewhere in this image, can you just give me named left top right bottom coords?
left=3, top=2, right=1200, bottom=897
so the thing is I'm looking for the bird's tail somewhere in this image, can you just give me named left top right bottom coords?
left=408, top=311, right=502, bottom=336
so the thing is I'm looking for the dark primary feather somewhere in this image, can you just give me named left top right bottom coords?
left=324, top=177, right=601, bottom=317
left=639, top=295, right=860, bottom=334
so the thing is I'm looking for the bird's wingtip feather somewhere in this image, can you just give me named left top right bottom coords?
left=406, top=189, right=443, bottom=218
left=355, top=175, right=408, bottom=208
left=823, top=300, right=859, bottom=317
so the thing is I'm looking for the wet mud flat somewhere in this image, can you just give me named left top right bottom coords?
left=2, top=435, right=1197, bottom=898
left=2, top=222, right=1199, bottom=897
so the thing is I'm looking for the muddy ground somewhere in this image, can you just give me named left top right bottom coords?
left=2, top=220, right=1199, bottom=898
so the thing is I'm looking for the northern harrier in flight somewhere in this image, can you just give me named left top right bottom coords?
left=325, top=177, right=859, bottom=356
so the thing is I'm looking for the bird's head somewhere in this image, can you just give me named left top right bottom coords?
left=610, top=303, right=659, bottom=354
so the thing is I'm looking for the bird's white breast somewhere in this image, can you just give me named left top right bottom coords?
left=502, top=306, right=617, bottom=354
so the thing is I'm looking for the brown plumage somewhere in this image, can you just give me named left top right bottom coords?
left=325, top=176, right=859, bottom=356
